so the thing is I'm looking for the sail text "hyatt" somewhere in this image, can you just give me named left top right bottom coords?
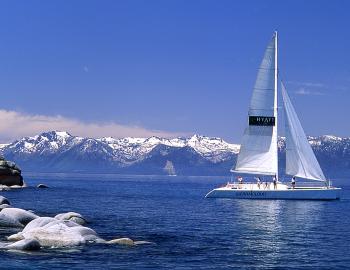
left=249, top=116, right=275, bottom=126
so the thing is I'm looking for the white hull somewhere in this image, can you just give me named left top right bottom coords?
left=205, top=184, right=341, bottom=200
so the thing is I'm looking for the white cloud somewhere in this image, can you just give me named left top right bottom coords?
left=298, top=82, right=325, bottom=88
left=287, top=81, right=326, bottom=88
left=0, top=110, right=186, bottom=143
left=288, top=80, right=350, bottom=94
left=295, top=87, right=324, bottom=96
left=286, top=81, right=326, bottom=95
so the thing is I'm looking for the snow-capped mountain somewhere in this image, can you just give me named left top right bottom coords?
left=0, top=131, right=240, bottom=175
left=0, top=131, right=349, bottom=176
left=98, top=134, right=240, bottom=163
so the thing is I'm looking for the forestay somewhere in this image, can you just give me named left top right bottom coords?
left=281, top=82, right=326, bottom=181
left=233, top=33, right=278, bottom=175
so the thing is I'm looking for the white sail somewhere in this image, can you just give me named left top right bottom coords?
left=281, top=83, right=326, bottom=181
left=233, top=32, right=278, bottom=175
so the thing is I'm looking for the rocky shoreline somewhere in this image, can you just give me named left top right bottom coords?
left=0, top=195, right=152, bottom=251
left=0, top=157, right=153, bottom=251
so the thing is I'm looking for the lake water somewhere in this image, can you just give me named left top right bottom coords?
left=0, top=174, right=349, bottom=269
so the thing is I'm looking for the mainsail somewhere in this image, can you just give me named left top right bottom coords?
left=233, top=32, right=278, bottom=175
left=281, top=82, right=326, bottom=181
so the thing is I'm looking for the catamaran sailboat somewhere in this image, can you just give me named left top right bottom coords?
left=206, top=32, right=341, bottom=200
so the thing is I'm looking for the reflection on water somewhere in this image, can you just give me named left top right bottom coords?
left=211, top=197, right=338, bottom=268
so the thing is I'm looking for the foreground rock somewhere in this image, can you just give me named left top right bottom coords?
left=8, top=217, right=102, bottom=247
left=0, top=196, right=10, bottom=205
left=107, top=237, right=134, bottom=246
left=0, top=208, right=38, bottom=227
left=0, top=204, right=11, bottom=211
left=7, top=216, right=153, bottom=248
left=0, top=196, right=11, bottom=211
left=106, top=238, right=154, bottom=246
left=6, top=239, right=41, bottom=251
left=55, top=212, right=87, bottom=225
left=0, top=196, right=152, bottom=249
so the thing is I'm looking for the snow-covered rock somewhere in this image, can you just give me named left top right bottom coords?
left=37, top=183, right=48, bottom=188
left=0, top=204, right=11, bottom=211
left=21, top=217, right=56, bottom=234
left=5, top=239, right=41, bottom=251
left=55, top=212, right=87, bottom=225
left=9, top=218, right=101, bottom=247
left=107, top=237, right=134, bottom=246
left=0, top=208, right=38, bottom=227
left=7, top=216, right=151, bottom=249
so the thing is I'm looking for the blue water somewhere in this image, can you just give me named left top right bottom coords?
left=0, top=174, right=349, bottom=269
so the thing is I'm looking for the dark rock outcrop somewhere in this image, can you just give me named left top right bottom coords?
left=0, top=196, right=10, bottom=205
left=0, top=157, right=23, bottom=186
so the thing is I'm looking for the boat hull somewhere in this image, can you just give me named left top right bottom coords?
left=205, top=187, right=341, bottom=200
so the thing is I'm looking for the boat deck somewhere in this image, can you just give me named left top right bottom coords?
left=223, top=182, right=329, bottom=191
left=206, top=182, right=341, bottom=200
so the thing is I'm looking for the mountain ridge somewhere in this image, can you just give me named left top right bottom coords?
left=0, top=131, right=349, bottom=177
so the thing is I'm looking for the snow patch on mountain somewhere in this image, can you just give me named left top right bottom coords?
left=0, top=144, right=9, bottom=150
left=4, top=131, right=85, bottom=155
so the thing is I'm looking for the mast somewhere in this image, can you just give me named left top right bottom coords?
left=274, top=31, right=279, bottom=181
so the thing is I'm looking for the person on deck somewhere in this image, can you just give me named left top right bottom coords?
left=291, top=176, right=296, bottom=189
left=256, top=177, right=261, bottom=189
left=237, top=176, right=243, bottom=189
left=273, top=175, right=277, bottom=189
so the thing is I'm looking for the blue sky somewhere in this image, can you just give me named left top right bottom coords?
left=0, top=0, right=349, bottom=142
